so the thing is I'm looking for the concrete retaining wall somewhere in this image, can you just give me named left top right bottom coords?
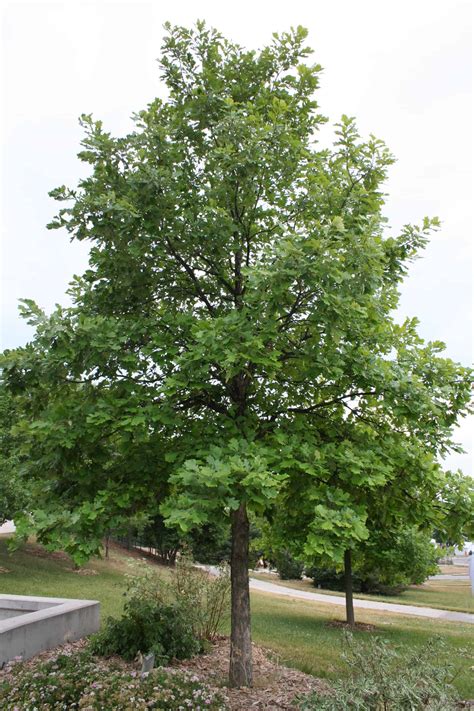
left=0, top=594, right=100, bottom=666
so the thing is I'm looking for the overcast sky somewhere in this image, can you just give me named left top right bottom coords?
left=1, top=0, right=472, bottom=474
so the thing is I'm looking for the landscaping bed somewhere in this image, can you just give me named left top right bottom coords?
left=0, top=638, right=327, bottom=711
left=166, top=637, right=328, bottom=710
left=0, top=640, right=227, bottom=710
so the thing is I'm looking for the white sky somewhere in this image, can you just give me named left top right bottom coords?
left=1, top=0, right=472, bottom=474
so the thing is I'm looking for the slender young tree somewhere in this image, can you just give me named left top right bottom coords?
left=272, top=428, right=473, bottom=627
left=2, top=23, right=472, bottom=686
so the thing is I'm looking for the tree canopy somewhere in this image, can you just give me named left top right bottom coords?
left=1, top=22, right=472, bottom=686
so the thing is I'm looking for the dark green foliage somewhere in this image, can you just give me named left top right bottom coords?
left=274, top=549, right=305, bottom=580
left=307, top=566, right=359, bottom=592
left=121, top=516, right=232, bottom=566
left=307, top=527, right=439, bottom=595
left=188, top=521, right=232, bottom=565
left=359, top=527, right=439, bottom=590
left=89, top=597, right=200, bottom=663
left=136, top=514, right=183, bottom=565
left=0, top=388, right=27, bottom=524
left=299, top=634, right=460, bottom=710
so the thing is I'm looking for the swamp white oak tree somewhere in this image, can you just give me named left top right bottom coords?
left=2, top=23, right=472, bottom=686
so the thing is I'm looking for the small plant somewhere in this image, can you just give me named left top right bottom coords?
left=90, top=556, right=230, bottom=663
left=89, top=563, right=199, bottom=662
left=299, top=634, right=462, bottom=710
left=0, top=649, right=227, bottom=709
left=89, top=596, right=201, bottom=663
left=172, top=553, right=231, bottom=641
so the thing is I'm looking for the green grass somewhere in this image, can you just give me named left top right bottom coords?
left=250, top=591, right=474, bottom=699
left=1, top=538, right=473, bottom=699
left=0, top=537, right=147, bottom=619
left=250, top=572, right=473, bottom=613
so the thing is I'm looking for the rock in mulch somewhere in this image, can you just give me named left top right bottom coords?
left=164, top=638, right=329, bottom=710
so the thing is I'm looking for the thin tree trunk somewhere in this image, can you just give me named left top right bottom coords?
left=229, top=501, right=253, bottom=687
left=344, top=549, right=355, bottom=627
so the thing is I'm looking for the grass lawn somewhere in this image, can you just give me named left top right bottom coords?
left=1, top=538, right=473, bottom=699
left=250, top=572, right=473, bottom=614
left=0, top=536, right=150, bottom=619
left=250, top=592, right=474, bottom=699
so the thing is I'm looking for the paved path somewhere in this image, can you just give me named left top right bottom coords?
left=429, top=574, right=469, bottom=581
left=248, top=577, right=474, bottom=625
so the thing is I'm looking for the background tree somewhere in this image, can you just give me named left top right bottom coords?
left=264, top=414, right=473, bottom=626
left=306, top=526, right=440, bottom=594
left=0, top=388, right=27, bottom=525
left=1, top=23, right=472, bottom=686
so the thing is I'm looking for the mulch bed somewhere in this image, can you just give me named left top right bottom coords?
left=325, top=619, right=376, bottom=632
left=165, top=638, right=329, bottom=710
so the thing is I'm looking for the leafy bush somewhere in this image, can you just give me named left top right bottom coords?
left=306, top=566, right=406, bottom=596
left=358, top=528, right=439, bottom=590
left=138, top=514, right=183, bottom=565
left=173, top=554, right=231, bottom=640
left=89, top=597, right=200, bottom=663
left=90, top=563, right=200, bottom=662
left=0, top=649, right=227, bottom=710
left=274, top=549, right=304, bottom=580
left=299, top=634, right=461, bottom=710
left=91, top=556, right=230, bottom=663
left=306, top=566, right=358, bottom=592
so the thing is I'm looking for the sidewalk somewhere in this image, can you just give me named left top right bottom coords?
left=249, top=577, right=474, bottom=625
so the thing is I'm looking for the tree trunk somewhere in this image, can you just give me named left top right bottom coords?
left=344, top=549, right=355, bottom=627
left=229, top=501, right=253, bottom=687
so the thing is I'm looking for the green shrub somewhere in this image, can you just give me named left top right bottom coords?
left=358, top=528, right=439, bottom=589
left=274, top=550, right=305, bottom=580
left=188, top=521, right=232, bottom=565
left=306, top=566, right=355, bottom=592
left=91, top=556, right=230, bottom=663
left=299, top=634, right=461, bottom=710
left=0, top=649, right=227, bottom=710
left=90, top=563, right=200, bottom=662
left=172, top=554, right=231, bottom=641
left=306, top=566, right=406, bottom=596
left=89, top=597, right=200, bottom=663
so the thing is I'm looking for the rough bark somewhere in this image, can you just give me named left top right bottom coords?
left=344, top=549, right=355, bottom=627
left=229, top=501, right=253, bottom=687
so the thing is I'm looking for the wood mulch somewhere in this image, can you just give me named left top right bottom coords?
left=325, top=619, right=376, bottom=632
left=165, top=638, right=329, bottom=710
